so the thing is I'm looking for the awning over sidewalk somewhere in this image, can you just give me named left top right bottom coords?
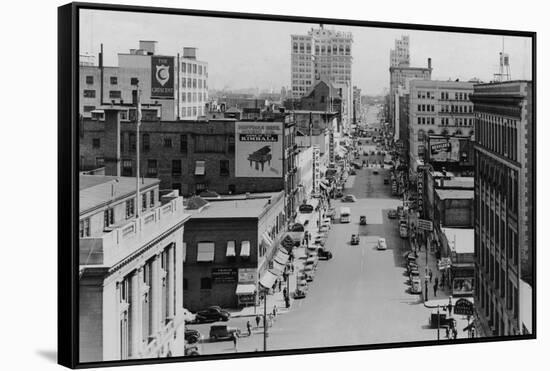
left=272, top=260, right=286, bottom=274
left=235, top=284, right=256, bottom=295
left=274, top=248, right=289, bottom=266
left=259, top=270, right=279, bottom=289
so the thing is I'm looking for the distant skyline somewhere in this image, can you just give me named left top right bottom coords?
left=80, top=9, right=532, bottom=95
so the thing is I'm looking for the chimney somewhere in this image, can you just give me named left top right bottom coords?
left=428, top=58, right=432, bottom=70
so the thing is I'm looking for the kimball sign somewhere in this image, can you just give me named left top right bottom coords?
left=151, top=55, right=175, bottom=99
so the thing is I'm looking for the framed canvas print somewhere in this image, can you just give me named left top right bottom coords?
left=58, top=2, right=536, bottom=368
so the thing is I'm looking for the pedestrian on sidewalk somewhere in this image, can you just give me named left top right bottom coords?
left=433, top=282, right=438, bottom=297
left=445, top=326, right=450, bottom=339
left=283, top=287, right=287, bottom=299
left=273, top=305, right=277, bottom=318
left=429, top=269, right=433, bottom=283
left=434, top=277, right=439, bottom=290
left=278, top=280, right=282, bottom=292
left=452, top=327, right=458, bottom=340
left=255, top=315, right=261, bottom=328
left=246, top=320, right=251, bottom=336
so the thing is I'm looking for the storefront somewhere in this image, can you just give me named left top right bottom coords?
left=236, top=268, right=258, bottom=307
left=451, top=264, right=475, bottom=297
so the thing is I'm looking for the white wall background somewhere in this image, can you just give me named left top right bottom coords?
left=0, top=0, right=547, bottom=370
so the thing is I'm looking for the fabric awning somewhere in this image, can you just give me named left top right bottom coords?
left=195, top=160, right=205, bottom=175
left=259, top=270, right=279, bottom=289
left=320, top=179, right=330, bottom=186
left=226, top=241, right=236, bottom=257
left=235, top=284, right=256, bottom=295
left=272, top=260, right=286, bottom=274
left=319, top=182, right=328, bottom=190
left=197, top=242, right=214, bottom=262
left=240, top=241, right=250, bottom=257
left=274, top=248, right=289, bottom=266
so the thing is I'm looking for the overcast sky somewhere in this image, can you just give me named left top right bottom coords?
left=80, top=9, right=532, bottom=95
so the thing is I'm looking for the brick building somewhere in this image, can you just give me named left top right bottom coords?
left=79, top=109, right=288, bottom=197
left=471, top=81, right=533, bottom=336
left=181, top=192, right=286, bottom=311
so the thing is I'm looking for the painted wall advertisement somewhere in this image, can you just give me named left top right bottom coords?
left=151, top=56, right=175, bottom=99
left=235, top=122, right=283, bottom=178
left=429, top=138, right=460, bottom=162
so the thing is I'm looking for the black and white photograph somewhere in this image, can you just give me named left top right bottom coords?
left=57, top=1, right=536, bottom=368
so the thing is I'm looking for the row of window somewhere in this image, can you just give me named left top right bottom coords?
left=79, top=190, right=157, bottom=237
left=85, top=76, right=140, bottom=86
left=476, top=277, right=518, bottom=334
left=416, top=116, right=474, bottom=127
left=116, top=158, right=230, bottom=178
left=180, top=77, right=207, bottom=90
left=181, top=62, right=207, bottom=75
left=181, top=92, right=206, bottom=103
left=83, top=90, right=123, bottom=99
left=475, top=114, right=518, bottom=162
left=180, top=106, right=204, bottom=118
left=415, top=90, right=471, bottom=101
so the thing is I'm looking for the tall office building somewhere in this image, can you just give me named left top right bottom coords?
left=290, top=26, right=353, bottom=98
left=471, top=81, right=533, bottom=336
left=390, top=35, right=410, bottom=67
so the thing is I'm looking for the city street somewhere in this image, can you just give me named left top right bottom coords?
left=189, top=138, right=451, bottom=354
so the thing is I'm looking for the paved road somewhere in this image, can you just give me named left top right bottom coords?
left=191, top=158, right=447, bottom=355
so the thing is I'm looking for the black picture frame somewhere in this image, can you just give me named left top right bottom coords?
left=58, top=2, right=536, bottom=368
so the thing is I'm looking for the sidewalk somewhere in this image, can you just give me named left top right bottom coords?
left=229, top=197, right=326, bottom=319
left=410, top=239, right=475, bottom=340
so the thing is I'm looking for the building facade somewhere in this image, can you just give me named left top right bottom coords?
left=79, top=175, right=191, bottom=362
left=181, top=192, right=285, bottom=311
left=290, top=26, right=353, bottom=99
left=471, top=81, right=533, bottom=336
left=390, top=35, right=410, bottom=67
left=408, top=80, right=475, bottom=170
left=389, top=59, right=432, bottom=132
left=178, top=47, right=209, bottom=119
left=79, top=109, right=286, bottom=197
left=79, top=41, right=208, bottom=121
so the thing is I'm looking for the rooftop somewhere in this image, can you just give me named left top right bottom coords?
left=436, top=189, right=474, bottom=200
left=80, top=175, right=159, bottom=214
left=440, top=177, right=474, bottom=189
left=189, top=192, right=283, bottom=219
left=443, top=228, right=474, bottom=254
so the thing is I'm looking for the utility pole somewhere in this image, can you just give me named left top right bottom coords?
left=263, top=289, right=267, bottom=351
left=135, top=80, right=142, bottom=218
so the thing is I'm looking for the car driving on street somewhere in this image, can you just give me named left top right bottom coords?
left=360, top=215, right=367, bottom=225
left=377, top=237, right=387, bottom=250
left=351, top=234, right=360, bottom=245
left=388, top=209, right=397, bottom=219
left=342, top=194, right=357, bottom=202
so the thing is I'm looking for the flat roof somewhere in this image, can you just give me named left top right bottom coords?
left=190, top=192, right=282, bottom=219
left=441, top=177, right=474, bottom=189
left=443, top=228, right=474, bottom=254
left=436, top=189, right=473, bottom=200
left=80, top=175, right=159, bottom=214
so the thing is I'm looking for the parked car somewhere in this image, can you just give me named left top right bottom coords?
left=342, top=194, right=357, bottom=202
left=185, top=328, right=201, bottom=344
left=195, top=306, right=230, bottom=323
left=185, top=343, right=201, bottom=356
left=326, top=208, right=336, bottom=220
left=293, top=288, right=307, bottom=299
left=384, top=178, right=389, bottom=185
left=350, top=169, right=357, bottom=175
left=209, top=325, right=240, bottom=341
left=359, top=215, right=367, bottom=225
left=351, top=234, right=360, bottom=245
left=388, top=209, right=398, bottom=219
left=377, top=237, right=387, bottom=250
left=335, top=189, right=344, bottom=198
left=317, top=247, right=333, bottom=260
left=373, top=170, right=379, bottom=175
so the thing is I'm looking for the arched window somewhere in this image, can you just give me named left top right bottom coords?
left=455, top=129, right=463, bottom=135
left=441, top=129, right=449, bottom=136
left=427, top=129, right=435, bottom=135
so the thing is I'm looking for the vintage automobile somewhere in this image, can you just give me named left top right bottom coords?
left=293, top=288, right=307, bottom=299
left=317, top=247, right=333, bottom=260
left=351, top=234, right=360, bottom=245
left=410, top=277, right=422, bottom=294
left=209, top=325, right=241, bottom=341
left=388, top=209, right=398, bottom=219
left=359, top=215, right=367, bottom=225
left=377, top=237, right=387, bottom=250
left=185, top=328, right=201, bottom=344
left=194, top=306, right=230, bottom=323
